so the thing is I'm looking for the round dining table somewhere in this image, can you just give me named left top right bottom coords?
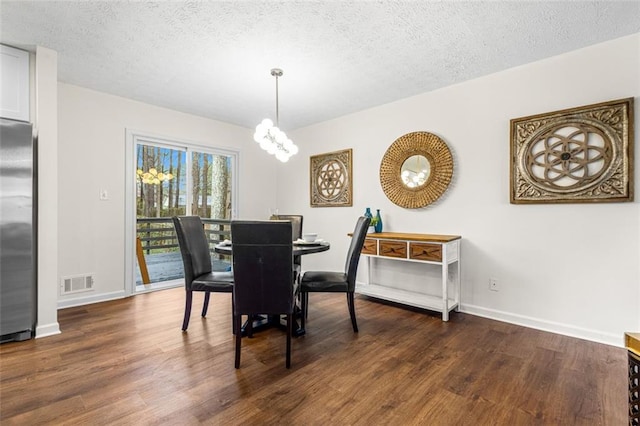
left=214, top=240, right=330, bottom=257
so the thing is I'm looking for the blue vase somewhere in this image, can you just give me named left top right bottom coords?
left=364, top=207, right=372, bottom=219
left=374, top=209, right=383, bottom=233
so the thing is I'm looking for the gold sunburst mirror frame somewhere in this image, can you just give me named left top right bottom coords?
left=510, top=98, right=634, bottom=204
left=380, top=132, right=454, bottom=209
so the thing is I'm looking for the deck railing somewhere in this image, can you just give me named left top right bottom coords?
left=136, top=217, right=231, bottom=284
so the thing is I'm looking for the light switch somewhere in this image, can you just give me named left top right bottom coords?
left=99, top=189, right=109, bottom=200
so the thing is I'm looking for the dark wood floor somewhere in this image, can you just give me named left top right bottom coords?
left=0, top=287, right=627, bottom=425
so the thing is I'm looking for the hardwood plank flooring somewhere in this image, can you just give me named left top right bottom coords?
left=0, top=287, right=627, bottom=425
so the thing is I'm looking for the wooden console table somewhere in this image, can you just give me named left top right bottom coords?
left=354, top=232, right=461, bottom=321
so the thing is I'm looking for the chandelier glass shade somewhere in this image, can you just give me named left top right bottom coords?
left=254, top=118, right=298, bottom=162
left=254, top=68, right=298, bottom=162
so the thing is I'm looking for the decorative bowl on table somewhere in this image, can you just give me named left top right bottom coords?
left=302, top=233, right=318, bottom=242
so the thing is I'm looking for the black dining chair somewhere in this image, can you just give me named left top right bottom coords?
left=300, top=216, right=370, bottom=333
left=231, top=220, right=295, bottom=368
left=273, top=214, right=303, bottom=280
left=173, top=216, right=234, bottom=332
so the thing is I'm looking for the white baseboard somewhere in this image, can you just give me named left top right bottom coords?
left=57, top=289, right=128, bottom=309
left=460, top=304, right=624, bottom=348
left=36, top=322, right=60, bottom=338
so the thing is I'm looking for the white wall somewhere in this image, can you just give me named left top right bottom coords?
left=56, top=84, right=277, bottom=306
left=34, top=46, right=60, bottom=338
left=279, top=33, right=640, bottom=346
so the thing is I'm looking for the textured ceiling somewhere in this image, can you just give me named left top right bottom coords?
left=1, top=1, right=638, bottom=130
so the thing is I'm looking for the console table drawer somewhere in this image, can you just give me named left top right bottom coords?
left=379, top=241, right=407, bottom=258
left=362, top=239, right=378, bottom=255
left=410, top=242, right=442, bottom=262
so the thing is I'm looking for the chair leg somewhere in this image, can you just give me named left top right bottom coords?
left=300, top=292, right=307, bottom=330
left=234, top=314, right=242, bottom=368
left=347, top=292, right=358, bottom=333
left=231, top=295, right=236, bottom=335
left=247, top=315, right=254, bottom=338
left=304, top=293, right=309, bottom=318
left=182, top=290, right=193, bottom=331
left=286, top=313, right=292, bottom=369
left=201, top=291, right=211, bottom=317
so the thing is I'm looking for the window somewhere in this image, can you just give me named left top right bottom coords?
left=125, top=131, right=238, bottom=293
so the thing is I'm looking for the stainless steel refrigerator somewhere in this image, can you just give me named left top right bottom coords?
left=0, top=117, right=36, bottom=343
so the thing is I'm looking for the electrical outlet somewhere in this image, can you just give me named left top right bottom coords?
left=99, top=189, right=109, bottom=200
left=489, top=278, right=499, bottom=291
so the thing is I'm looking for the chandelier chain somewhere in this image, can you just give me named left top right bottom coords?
left=275, top=73, right=279, bottom=127
left=271, top=68, right=283, bottom=127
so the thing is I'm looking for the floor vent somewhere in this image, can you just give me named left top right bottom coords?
left=61, top=274, right=94, bottom=295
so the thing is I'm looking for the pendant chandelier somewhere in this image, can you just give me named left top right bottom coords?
left=253, top=68, right=298, bottom=162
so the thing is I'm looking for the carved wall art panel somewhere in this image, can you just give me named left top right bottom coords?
left=510, top=98, right=634, bottom=204
left=310, top=148, right=353, bottom=207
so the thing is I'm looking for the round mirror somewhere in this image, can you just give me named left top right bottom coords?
left=380, top=132, right=453, bottom=209
left=401, top=155, right=431, bottom=188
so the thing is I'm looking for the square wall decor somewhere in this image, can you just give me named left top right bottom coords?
left=310, top=148, right=353, bottom=207
left=510, top=98, right=634, bottom=204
